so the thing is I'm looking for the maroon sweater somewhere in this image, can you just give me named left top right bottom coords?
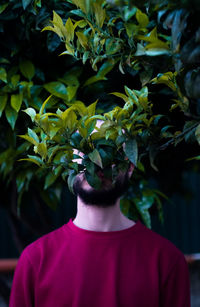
left=9, top=218, right=191, bottom=307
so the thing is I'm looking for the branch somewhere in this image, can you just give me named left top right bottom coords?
left=159, top=122, right=199, bottom=151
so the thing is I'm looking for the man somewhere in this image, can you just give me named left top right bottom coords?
left=9, top=130, right=191, bottom=306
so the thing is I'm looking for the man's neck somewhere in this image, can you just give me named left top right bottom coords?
left=72, top=197, right=135, bottom=232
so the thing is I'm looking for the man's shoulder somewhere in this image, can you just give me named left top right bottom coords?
left=22, top=223, right=68, bottom=262
left=137, top=222, right=184, bottom=260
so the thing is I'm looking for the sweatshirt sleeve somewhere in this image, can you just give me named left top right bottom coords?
left=9, top=248, right=35, bottom=307
left=160, top=253, right=191, bottom=307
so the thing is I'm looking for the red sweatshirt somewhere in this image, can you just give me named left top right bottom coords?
left=9, top=218, right=191, bottom=307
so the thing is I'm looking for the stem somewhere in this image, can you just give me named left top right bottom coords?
left=159, top=122, right=199, bottom=151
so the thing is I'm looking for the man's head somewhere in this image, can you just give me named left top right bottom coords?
left=73, top=163, right=134, bottom=208
left=72, top=119, right=135, bottom=208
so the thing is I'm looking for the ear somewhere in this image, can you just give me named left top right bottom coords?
left=127, top=163, right=135, bottom=179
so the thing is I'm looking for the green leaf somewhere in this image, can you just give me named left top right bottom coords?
left=23, top=107, right=36, bottom=122
left=82, top=51, right=90, bottom=64
left=98, top=61, right=115, bottom=78
left=76, top=32, right=88, bottom=49
left=67, top=170, right=77, bottom=194
left=35, top=143, right=47, bottom=160
left=74, top=19, right=87, bottom=30
left=28, top=128, right=39, bottom=143
left=0, top=94, right=8, bottom=117
left=123, top=6, right=136, bottom=21
left=88, top=149, right=103, bottom=168
left=11, top=74, right=20, bottom=87
left=151, top=72, right=176, bottom=92
left=18, top=158, right=40, bottom=166
left=83, top=75, right=106, bottom=86
left=44, top=82, right=68, bottom=100
left=62, top=109, right=77, bottom=131
left=93, top=3, right=106, bottom=28
left=105, top=38, right=121, bottom=55
left=0, top=67, right=7, bottom=83
left=19, top=60, right=35, bottom=80
left=0, top=3, right=9, bottom=14
left=110, top=92, right=128, bottom=103
left=52, top=10, right=64, bottom=26
left=186, top=155, right=200, bottom=162
left=18, top=134, right=38, bottom=146
left=124, top=86, right=138, bottom=104
left=22, top=0, right=32, bottom=10
left=11, top=93, right=23, bottom=112
left=5, top=105, right=18, bottom=130
left=145, top=48, right=170, bottom=56
left=87, top=100, right=97, bottom=116
left=44, top=172, right=58, bottom=189
left=136, top=9, right=149, bottom=28
left=65, top=18, right=74, bottom=41
left=135, top=198, right=151, bottom=228
left=19, top=155, right=43, bottom=166
left=125, top=23, right=138, bottom=38
left=85, top=171, right=101, bottom=189
left=70, top=9, right=86, bottom=18
left=39, top=95, right=53, bottom=115
left=84, top=160, right=95, bottom=175
left=124, top=139, right=138, bottom=166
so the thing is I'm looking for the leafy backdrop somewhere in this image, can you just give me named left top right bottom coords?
left=0, top=0, right=200, bottom=252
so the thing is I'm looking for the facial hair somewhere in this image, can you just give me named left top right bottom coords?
left=73, top=172, right=129, bottom=208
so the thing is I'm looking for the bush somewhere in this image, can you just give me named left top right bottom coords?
left=1, top=0, right=200, bottom=248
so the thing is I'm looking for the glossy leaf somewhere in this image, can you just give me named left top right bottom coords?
left=22, top=0, right=32, bottom=10
left=44, top=82, right=68, bottom=100
left=124, top=139, right=138, bottom=166
left=0, top=94, right=8, bottom=117
left=5, top=105, right=18, bottom=130
left=0, top=67, right=7, bottom=83
left=88, top=149, right=103, bottom=168
left=19, top=60, right=35, bottom=80
left=136, top=9, right=149, bottom=28
left=11, top=93, right=23, bottom=112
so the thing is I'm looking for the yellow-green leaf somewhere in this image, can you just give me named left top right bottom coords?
left=136, top=9, right=149, bottom=28
left=52, top=11, right=64, bottom=28
left=0, top=3, right=9, bottom=14
left=19, top=134, right=38, bottom=146
left=65, top=18, right=74, bottom=41
left=93, top=3, right=106, bottom=28
left=110, top=92, right=128, bottom=103
left=23, top=107, right=36, bottom=122
left=71, top=0, right=87, bottom=14
left=74, top=19, right=87, bottom=30
left=35, top=143, right=47, bottom=159
left=42, top=25, right=63, bottom=38
left=5, top=105, right=18, bottom=130
left=28, top=128, right=39, bottom=143
left=0, top=94, right=8, bottom=117
left=0, top=67, right=7, bottom=83
left=19, top=60, right=35, bottom=80
left=18, top=158, right=41, bottom=166
left=87, top=100, right=98, bottom=116
left=88, top=149, right=103, bottom=168
left=11, top=93, right=23, bottom=112
left=76, top=32, right=88, bottom=48
left=39, top=95, right=53, bottom=115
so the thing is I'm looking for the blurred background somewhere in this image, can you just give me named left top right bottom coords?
left=0, top=0, right=200, bottom=306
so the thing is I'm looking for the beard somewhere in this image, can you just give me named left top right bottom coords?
left=73, top=171, right=129, bottom=208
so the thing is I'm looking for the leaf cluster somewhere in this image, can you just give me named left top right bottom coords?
left=1, top=0, right=200, bottom=230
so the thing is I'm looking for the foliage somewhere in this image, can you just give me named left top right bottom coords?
left=1, top=0, right=200, bottom=235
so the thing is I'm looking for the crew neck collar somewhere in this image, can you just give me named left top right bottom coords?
left=65, top=218, right=143, bottom=239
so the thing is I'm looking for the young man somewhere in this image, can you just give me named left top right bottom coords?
left=9, top=159, right=191, bottom=307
